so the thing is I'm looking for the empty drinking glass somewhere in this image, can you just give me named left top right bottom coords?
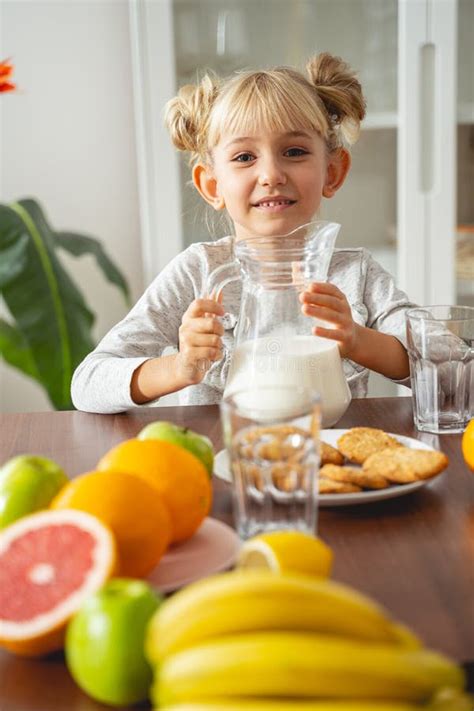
left=220, top=385, right=321, bottom=539
left=406, top=305, right=474, bottom=434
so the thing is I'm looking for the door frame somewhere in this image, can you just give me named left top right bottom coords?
left=129, top=0, right=183, bottom=285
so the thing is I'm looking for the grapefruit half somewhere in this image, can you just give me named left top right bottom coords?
left=0, top=509, right=117, bottom=657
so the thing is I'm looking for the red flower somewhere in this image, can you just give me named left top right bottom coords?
left=0, top=59, right=16, bottom=93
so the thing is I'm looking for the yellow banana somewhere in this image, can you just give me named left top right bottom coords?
left=156, top=696, right=474, bottom=711
left=147, top=570, right=416, bottom=662
left=156, top=702, right=424, bottom=711
left=391, top=622, right=423, bottom=650
left=427, top=687, right=474, bottom=710
left=153, top=632, right=465, bottom=707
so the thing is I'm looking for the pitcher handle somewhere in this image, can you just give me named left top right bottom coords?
left=203, top=259, right=241, bottom=300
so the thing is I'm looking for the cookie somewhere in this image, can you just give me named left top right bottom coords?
left=337, top=427, right=402, bottom=464
left=271, top=462, right=304, bottom=493
left=257, top=441, right=304, bottom=462
left=320, top=441, right=344, bottom=466
left=233, top=461, right=265, bottom=492
left=237, top=425, right=308, bottom=463
left=319, top=478, right=362, bottom=494
left=320, top=463, right=389, bottom=490
left=239, top=424, right=308, bottom=444
left=362, top=446, right=449, bottom=484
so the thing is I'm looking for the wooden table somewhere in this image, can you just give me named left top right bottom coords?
left=1, top=398, right=473, bottom=710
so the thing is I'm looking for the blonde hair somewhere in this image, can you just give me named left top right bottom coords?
left=165, top=53, right=366, bottom=168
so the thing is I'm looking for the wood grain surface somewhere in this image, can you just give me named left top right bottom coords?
left=1, top=398, right=473, bottom=710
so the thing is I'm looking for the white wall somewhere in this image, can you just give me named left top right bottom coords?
left=0, top=0, right=144, bottom=412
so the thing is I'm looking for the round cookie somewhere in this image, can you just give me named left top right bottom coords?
left=321, top=442, right=344, bottom=466
left=337, top=427, right=402, bottom=464
left=320, top=463, right=389, bottom=490
left=362, top=447, right=449, bottom=483
left=319, top=478, right=361, bottom=494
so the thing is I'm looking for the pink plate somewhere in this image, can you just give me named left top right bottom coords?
left=147, top=517, right=241, bottom=593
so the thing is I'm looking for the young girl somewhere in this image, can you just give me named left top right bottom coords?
left=72, top=53, right=415, bottom=414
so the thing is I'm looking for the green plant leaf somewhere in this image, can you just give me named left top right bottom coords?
left=54, top=231, right=131, bottom=307
left=0, top=198, right=96, bottom=410
left=0, top=318, right=40, bottom=382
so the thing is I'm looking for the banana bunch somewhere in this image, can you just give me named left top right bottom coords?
left=156, top=699, right=472, bottom=711
left=145, top=570, right=470, bottom=710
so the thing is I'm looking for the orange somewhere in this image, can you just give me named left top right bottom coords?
left=97, top=439, right=212, bottom=544
left=462, top=419, right=474, bottom=472
left=0, top=509, right=116, bottom=657
left=51, top=470, right=171, bottom=578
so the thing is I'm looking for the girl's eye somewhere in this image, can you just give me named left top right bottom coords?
left=285, top=147, right=309, bottom=157
left=233, top=152, right=255, bottom=163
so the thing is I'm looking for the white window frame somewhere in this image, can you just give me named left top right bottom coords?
left=397, top=0, right=457, bottom=305
left=129, top=0, right=183, bottom=285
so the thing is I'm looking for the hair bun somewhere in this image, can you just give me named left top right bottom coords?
left=164, top=74, right=220, bottom=155
left=306, top=52, right=366, bottom=145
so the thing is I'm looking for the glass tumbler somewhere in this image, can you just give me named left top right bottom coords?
left=406, top=305, right=474, bottom=434
left=220, top=385, right=321, bottom=539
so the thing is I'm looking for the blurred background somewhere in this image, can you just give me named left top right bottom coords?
left=1, top=0, right=473, bottom=413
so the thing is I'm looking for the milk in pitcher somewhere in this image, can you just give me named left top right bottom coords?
left=224, top=333, right=351, bottom=427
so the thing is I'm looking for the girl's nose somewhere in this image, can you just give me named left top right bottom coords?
left=258, top=158, right=287, bottom=187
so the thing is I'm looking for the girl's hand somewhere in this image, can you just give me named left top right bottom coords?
left=175, top=296, right=225, bottom=385
left=299, top=282, right=357, bottom=358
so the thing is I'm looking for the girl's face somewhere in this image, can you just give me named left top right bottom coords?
left=195, top=128, right=349, bottom=241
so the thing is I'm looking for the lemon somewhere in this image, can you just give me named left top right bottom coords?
left=237, top=530, right=333, bottom=577
left=461, top=419, right=474, bottom=472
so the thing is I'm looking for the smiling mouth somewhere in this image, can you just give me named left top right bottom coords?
left=253, top=199, right=296, bottom=209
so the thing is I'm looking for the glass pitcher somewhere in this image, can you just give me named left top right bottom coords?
left=207, top=221, right=351, bottom=427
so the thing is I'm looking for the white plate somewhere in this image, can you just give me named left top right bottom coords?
left=147, top=518, right=241, bottom=592
left=214, top=429, right=442, bottom=507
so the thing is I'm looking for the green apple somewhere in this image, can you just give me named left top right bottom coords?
left=66, top=578, right=162, bottom=707
left=0, top=455, right=68, bottom=529
left=138, top=420, right=214, bottom=477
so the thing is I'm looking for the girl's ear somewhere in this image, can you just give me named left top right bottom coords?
left=192, top=164, right=226, bottom=210
left=323, top=148, right=351, bottom=198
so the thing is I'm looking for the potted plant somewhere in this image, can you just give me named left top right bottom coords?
left=0, top=198, right=131, bottom=410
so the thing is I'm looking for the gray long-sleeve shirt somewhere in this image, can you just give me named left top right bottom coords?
left=71, top=236, right=416, bottom=413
